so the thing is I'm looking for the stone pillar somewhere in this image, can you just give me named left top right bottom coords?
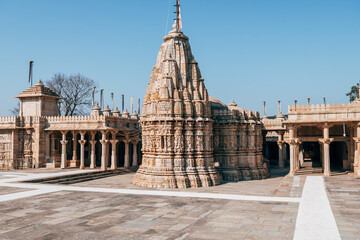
left=89, top=132, right=97, bottom=169
left=100, top=131, right=108, bottom=171
left=124, top=139, right=130, bottom=169
left=348, top=127, right=354, bottom=171
left=60, top=131, right=68, bottom=169
left=45, top=132, right=51, bottom=164
left=295, top=144, right=302, bottom=170
left=51, top=134, right=56, bottom=164
left=353, top=125, right=360, bottom=176
left=78, top=131, right=87, bottom=169
left=70, top=131, right=78, bottom=167
left=132, top=140, right=139, bottom=167
left=277, top=132, right=285, bottom=168
left=106, top=139, right=110, bottom=167
left=287, top=127, right=299, bottom=176
left=110, top=132, right=119, bottom=170
left=319, top=124, right=334, bottom=177
left=289, top=142, right=295, bottom=176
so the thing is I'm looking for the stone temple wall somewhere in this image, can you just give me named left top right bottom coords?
left=211, top=100, right=269, bottom=181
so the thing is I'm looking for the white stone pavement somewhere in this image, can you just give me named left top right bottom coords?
left=0, top=171, right=341, bottom=239
left=294, top=176, right=341, bottom=240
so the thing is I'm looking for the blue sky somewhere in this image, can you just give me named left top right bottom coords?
left=1, top=0, right=360, bottom=116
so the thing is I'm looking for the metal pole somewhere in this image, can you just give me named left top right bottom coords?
left=278, top=101, right=281, bottom=115
left=92, top=86, right=96, bottom=107
left=263, top=101, right=266, bottom=117
left=138, top=98, right=140, bottom=114
left=122, top=94, right=124, bottom=112
left=100, top=89, right=104, bottom=109
left=111, top=92, right=114, bottom=111
left=29, top=61, right=34, bottom=87
left=131, top=96, right=134, bottom=114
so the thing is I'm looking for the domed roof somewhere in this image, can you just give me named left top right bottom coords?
left=209, top=96, right=228, bottom=111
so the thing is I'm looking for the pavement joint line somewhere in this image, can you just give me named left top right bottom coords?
left=0, top=188, right=60, bottom=202
left=293, top=176, right=341, bottom=240
left=0, top=173, right=301, bottom=203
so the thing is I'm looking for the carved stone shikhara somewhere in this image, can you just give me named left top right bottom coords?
left=132, top=26, right=268, bottom=188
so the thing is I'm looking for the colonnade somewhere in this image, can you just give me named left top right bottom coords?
left=287, top=123, right=340, bottom=177
left=46, top=130, right=140, bottom=170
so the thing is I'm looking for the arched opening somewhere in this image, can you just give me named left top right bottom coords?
left=330, top=141, right=347, bottom=171
left=66, top=132, right=72, bottom=161
left=95, top=132, right=101, bottom=167
left=264, top=142, right=279, bottom=166
left=302, top=142, right=321, bottom=168
left=84, top=132, right=90, bottom=167
left=118, top=141, right=125, bottom=167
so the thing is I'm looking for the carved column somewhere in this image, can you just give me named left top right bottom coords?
left=110, top=131, right=118, bottom=170
left=124, top=138, right=130, bottom=169
left=45, top=131, right=51, bottom=164
left=89, top=132, right=97, bottom=169
left=132, top=140, right=139, bottom=167
left=348, top=126, right=354, bottom=171
left=60, top=131, right=68, bottom=169
left=287, top=126, right=299, bottom=176
left=277, top=132, right=285, bottom=168
left=319, top=124, right=334, bottom=177
left=70, top=131, right=78, bottom=167
left=353, top=124, right=360, bottom=177
left=78, top=131, right=87, bottom=169
left=100, top=131, right=108, bottom=171
left=51, top=133, right=56, bottom=165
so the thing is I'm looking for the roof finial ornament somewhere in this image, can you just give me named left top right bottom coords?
left=173, top=0, right=182, bottom=31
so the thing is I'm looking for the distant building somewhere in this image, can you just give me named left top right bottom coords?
left=262, top=97, right=360, bottom=178
left=0, top=81, right=141, bottom=170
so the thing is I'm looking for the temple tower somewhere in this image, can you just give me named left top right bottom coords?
left=132, top=7, right=222, bottom=188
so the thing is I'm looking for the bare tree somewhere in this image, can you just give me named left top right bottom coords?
left=9, top=102, right=20, bottom=116
left=46, top=73, right=97, bottom=116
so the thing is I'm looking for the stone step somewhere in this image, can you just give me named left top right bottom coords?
left=41, top=172, right=115, bottom=184
left=24, top=169, right=132, bottom=185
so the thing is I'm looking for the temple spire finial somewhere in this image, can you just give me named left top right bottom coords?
left=173, top=0, right=182, bottom=31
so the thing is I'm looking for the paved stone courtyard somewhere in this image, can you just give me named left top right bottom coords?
left=0, top=168, right=358, bottom=240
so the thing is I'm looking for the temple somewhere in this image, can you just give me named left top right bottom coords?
left=131, top=9, right=269, bottom=188
left=1, top=1, right=358, bottom=189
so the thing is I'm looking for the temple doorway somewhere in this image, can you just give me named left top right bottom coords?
left=330, top=141, right=347, bottom=170
left=302, top=142, right=321, bottom=168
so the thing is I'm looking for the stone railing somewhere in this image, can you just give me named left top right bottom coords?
left=46, top=114, right=139, bottom=123
left=288, top=102, right=360, bottom=113
left=0, top=116, right=18, bottom=123
left=262, top=118, right=286, bottom=130
left=46, top=115, right=106, bottom=123
left=287, top=101, right=360, bottom=122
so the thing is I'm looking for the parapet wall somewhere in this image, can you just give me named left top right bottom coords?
left=287, top=102, right=360, bottom=122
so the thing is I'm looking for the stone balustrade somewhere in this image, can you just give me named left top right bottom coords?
left=262, top=118, right=286, bottom=131
left=288, top=102, right=360, bottom=113
left=0, top=116, right=18, bottom=123
left=287, top=102, right=360, bottom=122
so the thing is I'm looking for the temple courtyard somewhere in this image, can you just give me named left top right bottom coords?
left=0, top=169, right=357, bottom=240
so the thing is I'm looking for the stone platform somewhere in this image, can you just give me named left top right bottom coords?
left=0, top=168, right=357, bottom=239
